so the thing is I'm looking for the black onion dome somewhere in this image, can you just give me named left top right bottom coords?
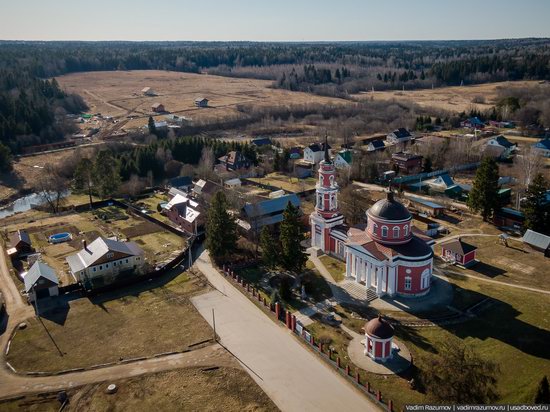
left=368, top=191, right=411, bottom=221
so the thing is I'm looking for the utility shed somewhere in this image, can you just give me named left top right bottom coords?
left=24, top=261, right=59, bottom=302
left=522, top=229, right=550, bottom=256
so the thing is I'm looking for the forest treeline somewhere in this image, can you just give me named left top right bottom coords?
left=1, top=39, right=550, bottom=158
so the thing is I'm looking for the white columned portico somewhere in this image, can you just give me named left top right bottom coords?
left=387, top=266, right=396, bottom=296
left=366, top=261, right=372, bottom=288
left=346, top=253, right=351, bottom=278
left=376, top=267, right=383, bottom=296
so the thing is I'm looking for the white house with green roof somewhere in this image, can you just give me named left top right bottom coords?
left=333, top=149, right=353, bottom=169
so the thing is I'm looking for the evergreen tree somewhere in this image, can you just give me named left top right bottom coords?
left=0, top=143, right=13, bottom=172
left=279, top=202, right=307, bottom=273
left=148, top=116, right=157, bottom=136
left=467, top=157, right=500, bottom=221
left=423, top=156, right=433, bottom=173
left=259, top=226, right=279, bottom=268
left=273, top=150, right=281, bottom=172
left=92, top=150, right=121, bottom=199
left=534, top=376, right=550, bottom=404
left=205, top=191, right=238, bottom=262
left=523, top=174, right=549, bottom=234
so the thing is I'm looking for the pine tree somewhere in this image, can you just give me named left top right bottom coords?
left=467, top=157, right=500, bottom=221
left=523, top=174, right=549, bottom=234
left=148, top=116, right=157, bottom=136
left=0, top=143, right=13, bottom=172
left=92, top=150, right=121, bottom=199
left=534, top=376, right=550, bottom=404
left=279, top=202, right=307, bottom=273
left=273, top=150, right=281, bottom=172
left=423, top=157, right=433, bottom=173
left=260, top=226, right=279, bottom=268
left=205, top=191, right=238, bottom=262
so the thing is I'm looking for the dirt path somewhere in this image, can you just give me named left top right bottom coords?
left=0, top=344, right=226, bottom=400
left=192, top=250, right=378, bottom=412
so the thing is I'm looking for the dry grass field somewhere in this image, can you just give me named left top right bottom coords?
left=7, top=270, right=212, bottom=373
left=352, top=80, right=539, bottom=113
left=57, top=70, right=349, bottom=129
left=0, top=364, right=278, bottom=412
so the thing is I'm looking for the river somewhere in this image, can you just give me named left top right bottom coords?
left=0, top=191, right=70, bottom=219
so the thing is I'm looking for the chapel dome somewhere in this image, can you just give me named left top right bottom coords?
left=368, top=191, right=411, bottom=221
left=365, top=315, right=394, bottom=339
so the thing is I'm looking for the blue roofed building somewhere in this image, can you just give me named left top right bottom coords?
left=533, top=138, right=550, bottom=158
left=251, top=137, right=272, bottom=147
left=238, top=194, right=301, bottom=235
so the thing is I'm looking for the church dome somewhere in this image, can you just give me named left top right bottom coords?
left=365, top=315, right=394, bottom=339
left=368, top=191, right=411, bottom=221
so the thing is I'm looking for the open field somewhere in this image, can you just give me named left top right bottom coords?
left=352, top=81, right=539, bottom=113
left=7, top=270, right=213, bottom=372
left=0, top=364, right=278, bottom=412
left=438, top=236, right=550, bottom=291
left=57, top=70, right=350, bottom=130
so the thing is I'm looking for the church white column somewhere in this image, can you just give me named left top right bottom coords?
left=376, top=267, right=383, bottom=296
left=346, top=252, right=351, bottom=278
left=388, top=266, right=396, bottom=296
left=366, top=261, right=372, bottom=288
left=355, top=258, right=362, bottom=283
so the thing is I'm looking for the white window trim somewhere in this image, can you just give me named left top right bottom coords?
left=393, top=226, right=400, bottom=238
left=404, top=276, right=412, bottom=290
left=381, top=226, right=388, bottom=238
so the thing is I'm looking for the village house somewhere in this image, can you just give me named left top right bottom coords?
left=366, top=139, right=385, bottom=152
left=294, top=160, right=314, bottom=178
left=8, top=230, right=33, bottom=257
left=251, top=137, right=272, bottom=147
left=151, top=103, right=165, bottom=113
left=533, top=138, right=550, bottom=158
left=167, top=176, right=193, bottom=193
left=411, top=213, right=440, bottom=237
left=224, top=178, right=242, bottom=188
left=333, top=149, right=353, bottom=169
left=289, top=147, right=303, bottom=159
left=238, top=194, right=301, bottom=235
left=303, top=142, right=331, bottom=164
left=193, top=179, right=221, bottom=204
left=460, top=117, right=485, bottom=129
left=391, top=152, right=423, bottom=175
left=195, top=97, right=209, bottom=107
left=522, top=229, right=550, bottom=257
left=440, top=238, right=478, bottom=267
left=23, top=261, right=59, bottom=302
left=218, top=151, right=251, bottom=171
left=165, top=194, right=203, bottom=235
left=386, top=128, right=413, bottom=145
left=493, top=207, right=525, bottom=232
left=408, top=196, right=445, bottom=217
left=66, top=237, right=145, bottom=288
left=141, top=87, right=156, bottom=96
left=486, top=135, right=516, bottom=157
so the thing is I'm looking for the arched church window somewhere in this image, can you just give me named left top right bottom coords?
left=421, top=269, right=431, bottom=289
left=393, top=226, right=400, bottom=239
left=404, top=224, right=409, bottom=236
left=381, top=226, right=388, bottom=238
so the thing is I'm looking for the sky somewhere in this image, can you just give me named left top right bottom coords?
left=1, top=0, right=550, bottom=42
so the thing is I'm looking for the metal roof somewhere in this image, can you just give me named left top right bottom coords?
left=243, top=194, right=300, bottom=218
left=24, top=261, right=59, bottom=293
left=409, top=196, right=445, bottom=209
left=522, top=229, right=550, bottom=250
left=66, top=237, right=144, bottom=273
left=169, top=176, right=192, bottom=188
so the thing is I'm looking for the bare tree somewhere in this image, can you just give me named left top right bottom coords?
left=35, top=164, right=68, bottom=214
left=515, top=146, right=544, bottom=188
left=197, top=147, right=216, bottom=181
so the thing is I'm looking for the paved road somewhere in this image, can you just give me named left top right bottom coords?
left=192, top=250, right=378, bottom=412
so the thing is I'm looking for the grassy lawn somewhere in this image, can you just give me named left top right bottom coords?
left=249, top=172, right=316, bottom=193
left=235, top=261, right=332, bottom=312
left=439, top=235, right=550, bottom=290
left=0, top=365, right=278, bottom=412
left=319, top=254, right=346, bottom=282
left=7, top=271, right=213, bottom=373
left=302, top=273, right=550, bottom=410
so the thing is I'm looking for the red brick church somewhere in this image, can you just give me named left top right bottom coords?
left=310, top=142, right=435, bottom=299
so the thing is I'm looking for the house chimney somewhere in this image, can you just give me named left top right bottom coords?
left=82, top=239, right=87, bottom=251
